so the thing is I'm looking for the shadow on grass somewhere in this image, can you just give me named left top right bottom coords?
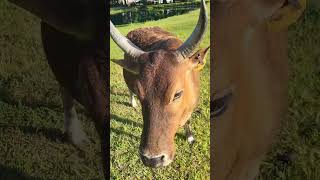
left=110, top=88, right=129, bottom=97
left=0, top=123, right=63, bottom=142
left=111, top=114, right=190, bottom=141
left=0, top=115, right=142, bottom=143
left=111, top=113, right=141, bottom=140
left=111, top=114, right=142, bottom=128
left=0, top=86, right=62, bottom=112
left=0, top=164, right=44, bottom=180
left=0, top=84, right=89, bottom=117
left=114, top=100, right=132, bottom=107
left=110, top=127, right=139, bottom=140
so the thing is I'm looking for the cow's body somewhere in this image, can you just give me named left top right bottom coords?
left=41, top=21, right=108, bottom=178
left=41, top=22, right=107, bottom=131
left=121, top=27, right=202, bottom=166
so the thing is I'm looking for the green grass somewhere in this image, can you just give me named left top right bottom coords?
left=110, top=4, right=211, bottom=179
left=0, top=1, right=103, bottom=179
left=258, top=5, right=320, bottom=180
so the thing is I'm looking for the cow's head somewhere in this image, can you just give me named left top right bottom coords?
left=212, top=0, right=305, bottom=178
left=212, top=0, right=306, bottom=141
left=110, top=0, right=208, bottom=167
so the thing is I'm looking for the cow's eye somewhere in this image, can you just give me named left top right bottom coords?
left=173, top=90, right=183, bottom=101
left=211, top=92, right=232, bottom=118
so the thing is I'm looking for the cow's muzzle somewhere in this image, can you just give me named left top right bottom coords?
left=140, top=152, right=172, bottom=168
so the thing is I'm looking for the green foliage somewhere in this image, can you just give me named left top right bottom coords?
left=110, top=1, right=205, bottom=15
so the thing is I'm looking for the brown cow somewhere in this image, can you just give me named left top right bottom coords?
left=212, top=0, right=305, bottom=179
left=8, top=0, right=108, bottom=178
left=110, top=0, right=209, bottom=168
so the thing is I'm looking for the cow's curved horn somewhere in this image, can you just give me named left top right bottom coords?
left=110, top=21, right=145, bottom=59
left=177, top=0, right=208, bottom=59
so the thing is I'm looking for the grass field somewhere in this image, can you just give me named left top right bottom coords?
left=110, top=3, right=211, bottom=179
left=0, top=1, right=103, bottom=179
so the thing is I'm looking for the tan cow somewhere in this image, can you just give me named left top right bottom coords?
left=110, top=0, right=209, bottom=168
left=212, top=0, right=305, bottom=179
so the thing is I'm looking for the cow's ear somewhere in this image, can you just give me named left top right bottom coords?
left=189, top=46, right=210, bottom=71
left=253, top=0, right=306, bottom=31
left=111, top=59, right=140, bottom=75
left=267, top=0, right=306, bottom=31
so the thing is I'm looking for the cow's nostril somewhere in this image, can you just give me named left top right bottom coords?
left=150, top=156, right=163, bottom=165
left=160, top=155, right=166, bottom=162
left=140, top=153, right=170, bottom=167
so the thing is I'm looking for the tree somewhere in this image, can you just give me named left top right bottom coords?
left=141, top=0, right=147, bottom=6
left=117, top=0, right=131, bottom=6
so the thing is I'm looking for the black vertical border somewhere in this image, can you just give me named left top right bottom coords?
left=103, top=0, right=111, bottom=179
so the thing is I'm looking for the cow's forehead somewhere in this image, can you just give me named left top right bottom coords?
left=142, top=51, right=181, bottom=75
left=139, top=51, right=185, bottom=97
left=214, top=0, right=285, bottom=26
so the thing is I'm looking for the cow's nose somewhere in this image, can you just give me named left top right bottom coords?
left=140, top=153, right=169, bottom=167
